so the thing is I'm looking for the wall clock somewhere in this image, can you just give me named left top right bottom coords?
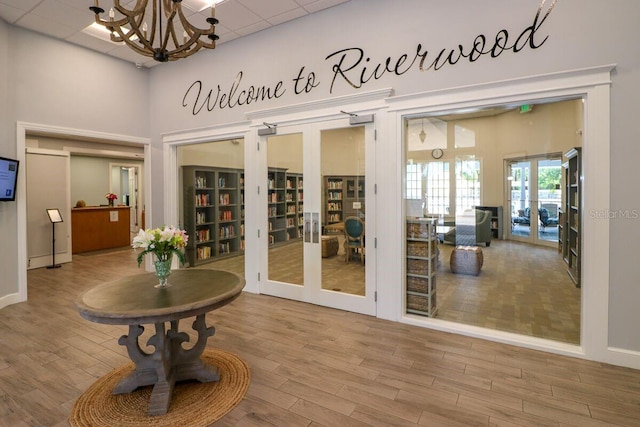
left=431, top=148, right=444, bottom=159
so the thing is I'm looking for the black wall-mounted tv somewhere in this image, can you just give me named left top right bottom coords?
left=0, top=156, right=19, bottom=202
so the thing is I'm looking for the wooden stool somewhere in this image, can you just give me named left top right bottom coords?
left=450, top=246, right=483, bottom=275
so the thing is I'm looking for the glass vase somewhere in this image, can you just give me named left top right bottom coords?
left=154, top=255, right=173, bottom=288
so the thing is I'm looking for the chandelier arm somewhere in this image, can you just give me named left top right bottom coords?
left=114, top=0, right=147, bottom=16
left=109, top=27, right=154, bottom=58
left=174, top=8, right=216, bottom=53
left=177, top=4, right=216, bottom=37
left=94, top=14, right=130, bottom=34
left=159, top=0, right=179, bottom=55
left=89, top=0, right=219, bottom=62
left=127, top=14, right=155, bottom=53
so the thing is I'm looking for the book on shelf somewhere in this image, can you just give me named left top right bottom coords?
left=196, top=211, right=207, bottom=224
left=219, top=225, right=235, bottom=238
left=195, top=175, right=208, bottom=188
left=195, top=193, right=211, bottom=206
left=197, top=229, right=210, bottom=243
left=197, top=246, right=212, bottom=260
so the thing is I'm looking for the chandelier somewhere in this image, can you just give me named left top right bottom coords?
left=89, top=1, right=220, bottom=63
left=419, top=119, right=426, bottom=143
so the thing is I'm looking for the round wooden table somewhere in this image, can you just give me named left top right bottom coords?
left=75, top=269, right=245, bottom=416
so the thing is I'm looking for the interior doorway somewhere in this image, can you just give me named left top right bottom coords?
left=176, top=138, right=246, bottom=281
left=110, top=163, right=142, bottom=233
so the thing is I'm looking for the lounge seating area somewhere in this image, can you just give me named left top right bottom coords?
left=512, top=206, right=559, bottom=230
left=443, top=209, right=493, bottom=247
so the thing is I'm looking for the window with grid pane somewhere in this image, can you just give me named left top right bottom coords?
left=406, top=163, right=421, bottom=200
left=455, top=157, right=480, bottom=212
left=424, top=161, right=449, bottom=215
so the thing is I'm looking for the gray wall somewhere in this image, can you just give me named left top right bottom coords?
left=70, top=157, right=143, bottom=208
left=0, top=18, right=17, bottom=298
left=2, top=1, right=640, bottom=355
left=0, top=25, right=150, bottom=298
left=146, top=0, right=640, bottom=352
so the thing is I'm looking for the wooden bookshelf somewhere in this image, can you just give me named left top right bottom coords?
left=562, top=148, right=581, bottom=287
left=182, top=166, right=245, bottom=266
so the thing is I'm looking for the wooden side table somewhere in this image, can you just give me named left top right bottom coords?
left=75, top=269, right=244, bottom=415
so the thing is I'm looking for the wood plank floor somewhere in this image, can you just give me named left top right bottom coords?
left=211, top=238, right=580, bottom=344
left=2, top=249, right=639, bottom=426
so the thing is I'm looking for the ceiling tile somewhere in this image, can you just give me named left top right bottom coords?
left=266, top=8, right=307, bottom=26
left=29, top=0, right=92, bottom=29
left=0, top=0, right=42, bottom=11
left=237, top=0, right=300, bottom=20
left=57, top=0, right=92, bottom=12
left=0, top=4, right=26, bottom=23
left=215, top=0, right=261, bottom=31
left=234, top=20, right=271, bottom=37
left=17, top=13, right=76, bottom=39
left=303, top=0, right=349, bottom=13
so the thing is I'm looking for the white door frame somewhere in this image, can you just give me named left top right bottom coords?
left=385, top=65, right=620, bottom=366
left=13, top=122, right=150, bottom=307
left=109, top=162, right=143, bottom=232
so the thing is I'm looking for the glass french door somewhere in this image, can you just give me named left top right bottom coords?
left=259, top=118, right=376, bottom=315
left=507, top=156, right=562, bottom=247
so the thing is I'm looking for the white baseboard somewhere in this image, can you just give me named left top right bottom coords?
left=0, top=292, right=25, bottom=310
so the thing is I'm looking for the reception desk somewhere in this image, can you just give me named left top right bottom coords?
left=71, top=206, right=131, bottom=253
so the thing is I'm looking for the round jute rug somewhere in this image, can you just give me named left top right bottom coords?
left=69, top=348, right=250, bottom=427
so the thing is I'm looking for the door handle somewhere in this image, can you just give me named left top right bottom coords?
left=304, top=213, right=311, bottom=243
left=312, top=213, right=319, bottom=243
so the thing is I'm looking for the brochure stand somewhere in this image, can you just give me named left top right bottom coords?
left=46, top=208, right=63, bottom=269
